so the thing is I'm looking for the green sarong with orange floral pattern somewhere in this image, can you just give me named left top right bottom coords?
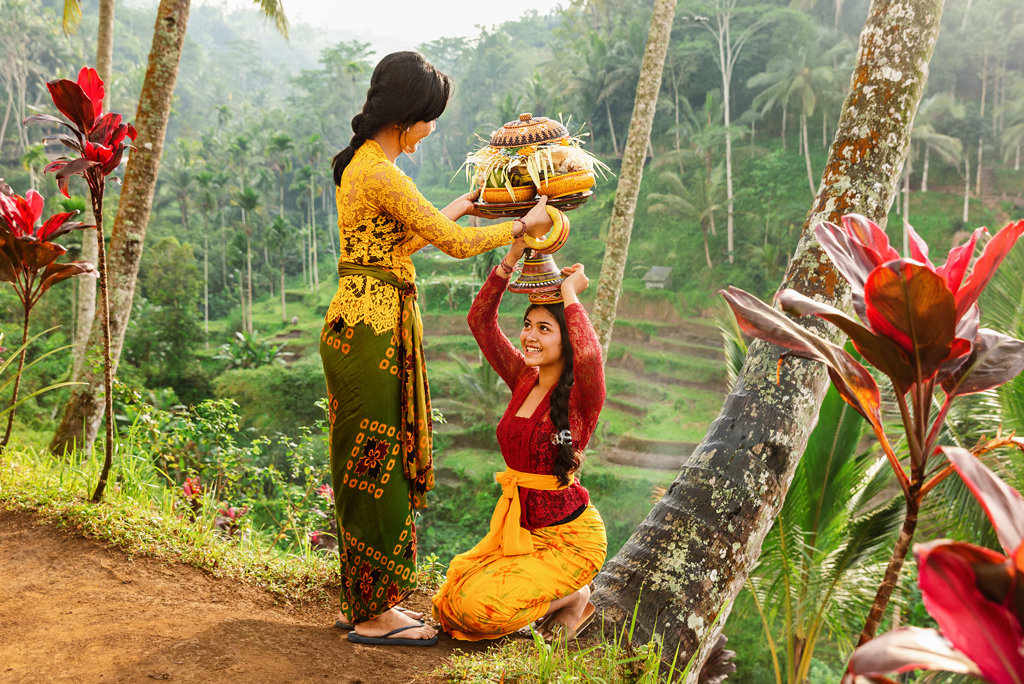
left=320, top=264, right=433, bottom=623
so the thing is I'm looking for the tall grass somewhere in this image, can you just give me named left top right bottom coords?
left=0, top=439, right=340, bottom=603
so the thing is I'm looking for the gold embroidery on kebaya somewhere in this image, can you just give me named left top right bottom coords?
left=326, top=140, right=516, bottom=334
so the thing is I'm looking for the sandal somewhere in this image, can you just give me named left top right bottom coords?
left=540, top=602, right=596, bottom=643
left=335, top=606, right=423, bottom=631
left=347, top=624, right=438, bottom=647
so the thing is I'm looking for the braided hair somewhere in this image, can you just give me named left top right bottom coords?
left=332, top=52, right=453, bottom=186
left=524, top=302, right=578, bottom=486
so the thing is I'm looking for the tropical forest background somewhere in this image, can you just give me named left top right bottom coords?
left=1, top=0, right=1023, bottom=680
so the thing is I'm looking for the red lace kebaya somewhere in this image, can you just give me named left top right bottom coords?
left=468, top=267, right=606, bottom=529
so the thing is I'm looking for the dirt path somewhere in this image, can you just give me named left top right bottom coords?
left=0, top=510, right=489, bottom=684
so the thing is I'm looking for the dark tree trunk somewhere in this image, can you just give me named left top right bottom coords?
left=49, top=0, right=191, bottom=455
left=590, top=0, right=945, bottom=673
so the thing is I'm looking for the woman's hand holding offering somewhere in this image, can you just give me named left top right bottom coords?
left=559, top=263, right=588, bottom=306
left=497, top=239, right=528, bottom=280
left=522, top=195, right=553, bottom=238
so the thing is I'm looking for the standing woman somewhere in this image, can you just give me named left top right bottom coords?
left=322, top=51, right=552, bottom=647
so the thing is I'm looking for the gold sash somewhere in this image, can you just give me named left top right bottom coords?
left=468, top=468, right=574, bottom=556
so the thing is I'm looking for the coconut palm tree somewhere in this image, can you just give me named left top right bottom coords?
left=647, top=165, right=726, bottom=269
left=570, top=32, right=628, bottom=156
left=748, top=41, right=851, bottom=197
left=49, top=0, right=288, bottom=457
left=591, top=0, right=946, bottom=670
left=235, top=187, right=261, bottom=334
left=999, top=80, right=1024, bottom=171
left=912, top=92, right=965, bottom=193
left=899, top=92, right=963, bottom=252
left=265, top=133, right=293, bottom=218
left=590, top=0, right=677, bottom=354
left=266, top=216, right=292, bottom=323
left=746, top=384, right=901, bottom=684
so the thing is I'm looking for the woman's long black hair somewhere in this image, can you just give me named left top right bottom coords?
left=524, top=301, right=577, bottom=486
left=331, top=52, right=453, bottom=186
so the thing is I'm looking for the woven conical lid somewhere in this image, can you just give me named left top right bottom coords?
left=490, top=113, right=569, bottom=149
left=508, top=250, right=565, bottom=304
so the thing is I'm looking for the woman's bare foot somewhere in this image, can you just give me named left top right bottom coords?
left=352, top=607, right=437, bottom=641
left=337, top=606, right=424, bottom=627
left=538, top=584, right=591, bottom=639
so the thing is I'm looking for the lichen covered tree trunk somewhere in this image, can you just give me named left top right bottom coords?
left=591, top=0, right=676, bottom=354
left=50, top=0, right=191, bottom=454
left=590, top=0, right=944, bottom=675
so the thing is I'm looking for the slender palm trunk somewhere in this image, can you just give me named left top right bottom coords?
left=963, top=155, right=971, bottom=222
left=220, top=210, right=227, bottom=289
left=591, top=0, right=676, bottom=354
left=2, top=305, right=32, bottom=448
left=1016, top=143, right=1021, bottom=171
left=237, top=270, right=247, bottom=332
left=822, top=110, right=827, bottom=149
left=802, top=112, right=815, bottom=196
left=245, top=232, right=253, bottom=334
left=605, top=99, right=620, bottom=156
left=781, top=104, right=787, bottom=152
left=203, top=230, right=209, bottom=348
left=921, top=145, right=930, bottom=192
left=0, top=84, right=13, bottom=157
left=310, top=181, right=319, bottom=293
left=50, top=0, right=191, bottom=456
left=301, top=230, right=307, bottom=288
left=975, top=137, right=983, bottom=196
left=591, top=0, right=943, bottom=671
left=902, top=156, right=911, bottom=255
left=280, top=265, right=286, bottom=323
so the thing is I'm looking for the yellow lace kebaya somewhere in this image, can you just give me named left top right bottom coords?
left=326, top=140, right=518, bottom=334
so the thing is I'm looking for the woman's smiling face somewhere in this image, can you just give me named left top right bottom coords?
left=520, top=306, right=563, bottom=368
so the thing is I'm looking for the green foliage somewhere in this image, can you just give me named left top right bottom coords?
left=214, top=329, right=292, bottom=369
left=123, top=237, right=206, bottom=402
left=746, top=383, right=902, bottom=683
left=212, top=355, right=326, bottom=434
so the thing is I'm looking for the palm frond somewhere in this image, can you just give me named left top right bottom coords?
left=62, top=0, right=82, bottom=34
left=252, top=0, right=289, bottom=39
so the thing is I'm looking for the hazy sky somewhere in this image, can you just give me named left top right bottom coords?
left=214, top=0, right=565, bottom=55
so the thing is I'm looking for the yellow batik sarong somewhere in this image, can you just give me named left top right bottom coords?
left=431, top=469, right=607, bottom=641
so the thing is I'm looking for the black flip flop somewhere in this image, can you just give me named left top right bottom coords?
left=347, top=624, right=438, bottom=647
left=335, top=607, right=423, bottom=631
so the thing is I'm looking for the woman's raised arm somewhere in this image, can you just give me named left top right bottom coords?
left=560, top=265, right=605, bottom=427
left=372, top=161, right=514, bottom=258
left=467, top=251, right=527, bottom=388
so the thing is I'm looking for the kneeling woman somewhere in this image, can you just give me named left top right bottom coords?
left=432, top=242, right=607, bottom=641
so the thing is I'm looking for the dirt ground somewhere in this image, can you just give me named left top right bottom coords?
left=0, top=510, right=491, bottom=684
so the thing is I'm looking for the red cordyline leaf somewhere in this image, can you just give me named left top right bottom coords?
left=75, top=67, right=104, bottom=121
left=777, top=290, right=915, bottom=392
left=905, top=220, right=934, bottom=269
left=46, top=79, right=95, bottom=135
left=0, top=188, right=44, bottom=237
left=936, top=227, right=986, bottom=295
left=942, top=329, right=1024, bottom=398
left=954, top=220, right=1024, bottom=322
left=944, top=446, right=1024, bottom=555
left=39, top=260, right=96, bottom=295
left=720, top=286, right=885, bottom=438
left=917, top=540, right=1024, bottom=684
left=843, top=626, right=983, bottom=683
left=863, top=260, right=971, bottom=383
